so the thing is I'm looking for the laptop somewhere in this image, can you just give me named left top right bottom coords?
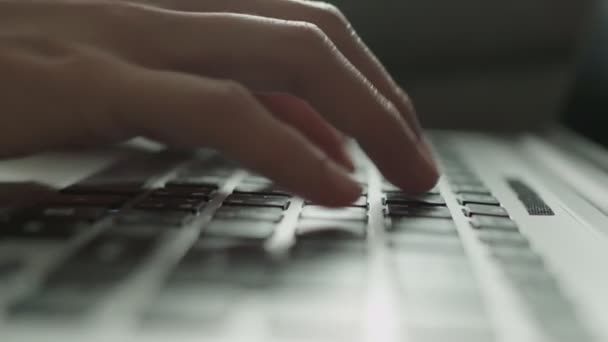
left=1, top=5, right=608, bottom=342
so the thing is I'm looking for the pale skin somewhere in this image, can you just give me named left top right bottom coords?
left=0, top=0, right=439, bottom=206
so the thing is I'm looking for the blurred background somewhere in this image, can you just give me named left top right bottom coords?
left=331, top=0, right=596, bottom=130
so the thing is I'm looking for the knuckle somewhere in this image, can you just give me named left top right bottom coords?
left=280, top=21, right=338, bottom=92
left=213, top=80, right=252, bottom=111
left=288, top=21, right=331, bottom=51
left=311, top=3, right=349, bottom=30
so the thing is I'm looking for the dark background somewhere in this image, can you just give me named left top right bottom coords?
left=331, top=0, right=596, bottom=130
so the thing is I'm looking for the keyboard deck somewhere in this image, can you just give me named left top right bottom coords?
left=0, top=143, right=593, bottom=342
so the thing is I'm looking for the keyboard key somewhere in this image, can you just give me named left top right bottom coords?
left=306, top=195, right=368, bottom=208
left=233, top=183, right=292, bottom=197
left=388, top=234, right=464, bottom=255
left=24, top=206, right=110, bottom=222
left=463, top=204, right=509, bottom=217
left=41, top=194, right=128, bottom=209
left=223, top=194, right=290, bottom=210
left=116, top=209, right=194, bottom=226
left=9, top=291, right=99, bottom=319
left=477, top=230, right=529, bottom=248
left=203, top=219, right=277, bottom=240
left=452, top=184, right=491, bottom=195
left=458, top=194, right=500, bottom=206
left=134, top=197, right=206, bottom=213
left=385, top=193, right=446, bottom=206
left=174, top=241, right=275, bottom=286
left=491, top=248, right=544, bottom=267
left=300, top=206, right=367, bottom=221
left=165, top=180, right=219, bottom=190
left=149, top=187, right=215, bottom=199
left=214, top=207, right=283, bottom=222
left=71, top=233, right=159, bottom=270
left=389, top=217, right=457, bottom=235
left=470, top=216, right=518, bottom=231
left=61, top=182, right=143, bottom=196
left=387, top=205, right=452, bottom=219
left=296, top=219, right=366, bottom=240
left=0, top=220, right=88, bottom=240
left=40, top=233, right=159, bottom=291
left=143, top=283, right=240, bottom=326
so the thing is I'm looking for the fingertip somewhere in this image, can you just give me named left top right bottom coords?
left=304, top=158, right=361, bottom=207
left=335, top=146, right=356, bottom=172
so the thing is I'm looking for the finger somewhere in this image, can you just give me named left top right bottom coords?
left=256, top=92, right=354, bottom=172
left=119, top=8, right=439, bottom=193
left=111, top=63, right=362, bottom=206
left=161, top=0, right=426, bottom=141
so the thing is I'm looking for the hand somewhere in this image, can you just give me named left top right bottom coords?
left=0, top=0, right=438, bottom=206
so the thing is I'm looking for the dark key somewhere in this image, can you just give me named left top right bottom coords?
left=463, top=204, right=509, bottom=217
left=458, top=194, right=500, bottom=206
left=134, top=197, right=206, bottom=214
left=0, top=220, right=88, bottom=240
left=41, top=194, right=128, bottom=209
left=385, top=193, right=446, bottom=206
left=477, top=230, right=530, bottom=248
left=470, top=216, right=518, bottom=231
left=165, top=180, right=220, bottom=190
left=214, top=207, right=283, bottom=222
left=9, top=291, right=99, bottom=319
left=116, top=209, right=194, bottom=226
left=20, top=206, right=110, bottom=222
left=233, top=183, right=292, bottom=197
left=70, top=233, right=158, bottom=269
left=387, top=205, right=452, bottom=219
left=174, top=241, right=274, bottom=286
left=389, top=217, right=457, bottom=235
left=149, top=187, right=215, bottom=200
left=223, top=194, right=290, bottom=210
left=306, top=195, right=368, bottom=208
left=491, top=248, right=544, bottom=266
left=203, top=219, right=277, bottom=240
left=451, top=184, right=491, bottom=195
left=61, top=182, right=143, bottom=196
left=296, top=219, right=366, bottom=240
left=301, top=206, right=367, bottom=221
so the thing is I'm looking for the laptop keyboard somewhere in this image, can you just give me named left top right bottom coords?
left=0, top=146, right=594, bottom=341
